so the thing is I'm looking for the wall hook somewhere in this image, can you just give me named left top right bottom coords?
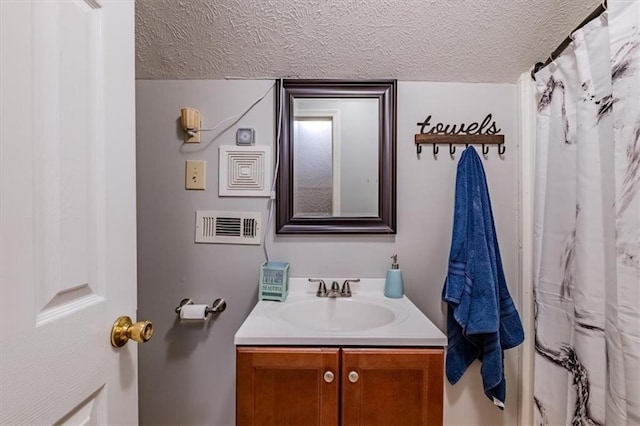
left=416, top=144, right=422, bottom=155
left=482, top=144, right=490, bottom=156
left=498, top=143, right=506, bottom=156
left=433, top=144, right=439, bottom=156
left=449, top=144, right=456, bottom=156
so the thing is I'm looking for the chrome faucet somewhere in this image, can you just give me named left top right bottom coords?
left=309, top=279, right=327, bottom=297
left=340, top=279, right=360, bottom=297
left=328, top=281, right=341, bottom=298
left=309, top=278, right=359, bottom=298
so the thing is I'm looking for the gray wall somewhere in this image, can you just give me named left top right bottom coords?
left=136, top=80, right=521, bottom=425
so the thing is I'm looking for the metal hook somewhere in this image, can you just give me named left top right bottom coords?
left=531, top=61, right=545, bottom=80
left=449, top=144, right=456, bottom=156
left=433, top=144, right=439, bottom=156
left=498, top=143, right=506, bottom=156
left=416, top=144, right=422, bottom=155
left=482, top=144, right=489, bottom=156
left=600, top=0, right=608, bottom=23
left=548, top=53, right=558, bottom=73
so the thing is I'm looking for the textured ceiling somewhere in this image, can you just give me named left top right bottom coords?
left=135, top=0, right=601, bottom=83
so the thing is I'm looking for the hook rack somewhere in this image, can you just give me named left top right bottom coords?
left=414, top=134, right=505, bottom=158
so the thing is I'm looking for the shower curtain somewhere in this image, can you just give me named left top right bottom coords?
left=533, top=2, right=639, bottom=425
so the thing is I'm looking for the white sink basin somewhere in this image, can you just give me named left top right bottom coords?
left=234, top=278, right=448, bottom=346
left=275, top=298, right=398, bottom=332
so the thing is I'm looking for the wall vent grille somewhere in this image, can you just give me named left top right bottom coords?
left=195, top=210, right=261, bottom=245
left=219, top=146, right=272, bottom=197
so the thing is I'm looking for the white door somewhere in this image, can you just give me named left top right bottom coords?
left=0, top=0, right=140, bottom=424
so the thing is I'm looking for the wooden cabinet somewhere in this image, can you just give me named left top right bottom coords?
left=340, top=349, right=443, bottom=426
left=236, top=347, right=444, bottom=426
left=236, top=347, right=340, bottom=426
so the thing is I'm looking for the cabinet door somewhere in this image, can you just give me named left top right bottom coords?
left=341, top=348, right=444, bottom=426
left=237, top=347, right=340, bottom=426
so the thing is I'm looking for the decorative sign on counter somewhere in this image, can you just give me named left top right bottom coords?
left=259, top=261, right=290, bottom=302
left=414, top=113, right=505, bottom=157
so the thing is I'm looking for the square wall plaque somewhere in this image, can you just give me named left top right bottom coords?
left=218, top=145, right=272, bottom=197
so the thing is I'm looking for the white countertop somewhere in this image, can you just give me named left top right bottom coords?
left=234, top=278, right=447, bottom=347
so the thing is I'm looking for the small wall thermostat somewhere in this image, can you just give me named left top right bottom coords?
left=236, top=128, right=255, bottom=146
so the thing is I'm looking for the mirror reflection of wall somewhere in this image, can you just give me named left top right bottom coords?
left=293, top=117, right=334, bottom=216
left=293, top=98, right=379, bottom=217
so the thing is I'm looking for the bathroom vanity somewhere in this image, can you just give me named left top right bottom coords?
left=234, top=279, right=447, bottom=426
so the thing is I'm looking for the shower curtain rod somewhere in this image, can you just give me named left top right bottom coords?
left=531, top=1, right=607, bottom=80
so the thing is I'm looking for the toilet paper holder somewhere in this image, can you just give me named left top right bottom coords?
left=175, top=298, right=227, bottom=317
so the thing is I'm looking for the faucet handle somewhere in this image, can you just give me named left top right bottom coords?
left=341, top=279, right=360, bottom=297
left=309, top=279, right=327, bottom=297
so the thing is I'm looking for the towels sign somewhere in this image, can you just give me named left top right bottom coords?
left=416, top=113, right=502, bottom=135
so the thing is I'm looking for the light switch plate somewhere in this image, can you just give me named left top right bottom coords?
left=185, top=160, right=206, bottom=190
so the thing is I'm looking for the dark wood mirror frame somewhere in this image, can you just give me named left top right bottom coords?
left=276, top=79, right=397, bottom=234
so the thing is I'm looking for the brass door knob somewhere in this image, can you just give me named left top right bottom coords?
left=110, top=316, right=154, bottom=348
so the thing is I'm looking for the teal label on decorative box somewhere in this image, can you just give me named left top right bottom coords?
left=259, top=261, right=289, bottom=302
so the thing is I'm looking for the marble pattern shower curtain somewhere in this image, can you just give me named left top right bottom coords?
left=533, top=2, right=639, bottom=425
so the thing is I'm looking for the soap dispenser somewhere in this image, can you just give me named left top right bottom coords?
left=384, top=254, right=404, bottom=298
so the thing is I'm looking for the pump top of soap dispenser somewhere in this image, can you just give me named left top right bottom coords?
left=391, top=254, right=399, bottom=269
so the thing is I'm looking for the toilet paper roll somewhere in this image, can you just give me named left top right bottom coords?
left=180, top=304, right=207, bottom=320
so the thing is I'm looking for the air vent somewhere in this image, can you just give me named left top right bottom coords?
left=219, top=145, right=272, bottom=197
left=195, top=211, right=262, bottom=245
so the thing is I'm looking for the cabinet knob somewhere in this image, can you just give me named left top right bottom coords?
left=323, top=371, right=335, bottom=383
left=348, top=371, right=359, bottom=383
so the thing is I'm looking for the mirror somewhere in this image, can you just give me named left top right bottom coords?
left=276, top=80, right=396, bottom=234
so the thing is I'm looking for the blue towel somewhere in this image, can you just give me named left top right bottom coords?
left=442, top=146, right=524, bottom=409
